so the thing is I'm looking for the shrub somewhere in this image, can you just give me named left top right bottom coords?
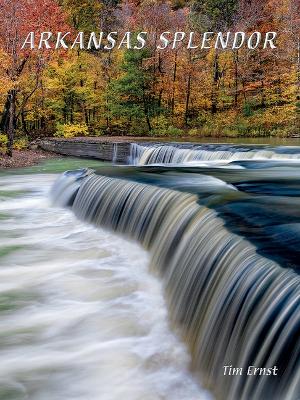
left=0, top=134, right=7, bottom=154
left=13, top=137, right=29, bottom=150
left=242, top=102, right=254, bottom=117
left=54, top=123, right=89, bottom=138
left=196, top=112, right=209, bottom=127
left=166, top=126, right=184, bottom=137
left=221, top=127, right=239, bottom=137
left=188, top=128, right=214, bottom=137
left=93, top=129, right=105, bottom=137
left=129, top=120, right=149, bottom=136
left=234, top=121, right=249, bottom=136
left=152, top=115, right=169, bottom=132
left=150, top=126, right=184, bottom=137
left=188, top=128, right=199, bottom=137
left=149, top=115, right=184, bottom=137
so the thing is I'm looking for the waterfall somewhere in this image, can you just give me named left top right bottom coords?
left=112, top=143, right=118, bottom=164
left=49, top=168, right=92, bottom=207
left=130, top=143, right=300, bottom=165
left=51, top=169, right=300, bottom=400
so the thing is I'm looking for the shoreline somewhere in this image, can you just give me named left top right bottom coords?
left=41, top=135, right=300, bottom=146
left=3, top=135, right=300, bottom=169
left=0, top=149, right=57, bottom=169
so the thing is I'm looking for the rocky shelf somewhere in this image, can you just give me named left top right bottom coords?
left=39, top=137, right=140, bottom=164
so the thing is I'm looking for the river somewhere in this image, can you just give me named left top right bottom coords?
left=0, top=159, right=210, bottom=400
left=1, top=142, right=300, bottom=400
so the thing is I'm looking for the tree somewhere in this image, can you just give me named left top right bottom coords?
left=108, top=46, right=158, bottom=132
left=0, top=0, right=67, bottom=155
left=191, top=0, right=238, bottom=30
left=44, top=51, right=104, bottom=128
left=191, top=0, right=238, bottom=113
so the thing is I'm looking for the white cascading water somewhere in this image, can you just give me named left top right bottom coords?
left=2, top=141, right=300, bottom=400
left=0, top=173, right=211, bottom=400
left=129, top=143, right=300, bottom=165
left=50, top=169, right=300, bottom=400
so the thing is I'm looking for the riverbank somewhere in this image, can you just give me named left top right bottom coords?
left=3, top=134, right=300, bottom=169
left=0, top=149, right=57, bottom=169
left=43, top=135, right=300, bottom=146
left=39, top=136, right=300, bottom=166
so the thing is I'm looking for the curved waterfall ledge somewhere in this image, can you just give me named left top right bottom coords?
left=130, top=143, right=300, bottom=164
left=51, top=169, right=300, bottom=400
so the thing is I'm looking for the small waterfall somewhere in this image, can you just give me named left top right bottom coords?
left=51, top=170, right=300, bottom=400
left=130, top=143, right=300, bottom=165
left=112, top=143, right=118, bottom=164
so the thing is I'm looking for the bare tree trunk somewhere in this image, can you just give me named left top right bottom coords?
left=158, top=89, right=163, bottom=109
left=105, top=52, right=112, bottom=130
left=260, top=78, right=266, bottom=108
left=143, top=93, right=152, bottom=132
left=185, top=73, right=192, bottom=126
left=297, top=37, right=300, bottom=101
left=1, top=56, right=28, bottom=155
left=1, top=95, right=10, bottom=133
left=21, top=110, right=28, bottom=134
left=296, top=37, right=300, bottom=130
left=242, top=80, right=247, bottom=102
left=7, top=89, right=16, bottom=157
left=233, top=50, right=239, bottom=108
left=211, top=51, right=219, bottom=114
left=171, top=51, right=178, bottom=116
left=185, top=51, right=192, bottom=126
left=106, top=95, right=110, bottom=130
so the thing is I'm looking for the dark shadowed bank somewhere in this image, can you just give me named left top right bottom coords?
left=0, top=149, right=57, bottom=169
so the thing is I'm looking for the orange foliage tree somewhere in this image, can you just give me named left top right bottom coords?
left=0, top=0, right=67, bottom=155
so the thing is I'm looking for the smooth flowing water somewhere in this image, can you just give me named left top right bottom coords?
left=2, top=141, right=300, bottom=400
left=0, top=160, right=210, bottom=400
left=51, top=143, right=300, bottom=400
left=129, top=142, right=300, bottom=165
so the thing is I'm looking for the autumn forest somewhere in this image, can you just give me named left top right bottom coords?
left=1, top=0, right=300, bottom=155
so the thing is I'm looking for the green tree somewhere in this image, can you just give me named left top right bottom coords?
left=108, top=47, right=159, bottom=132
left=191, top=0, right=237, bottom=30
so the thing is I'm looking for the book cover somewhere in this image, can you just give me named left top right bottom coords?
left=0, top=1, right=299, bottom=399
